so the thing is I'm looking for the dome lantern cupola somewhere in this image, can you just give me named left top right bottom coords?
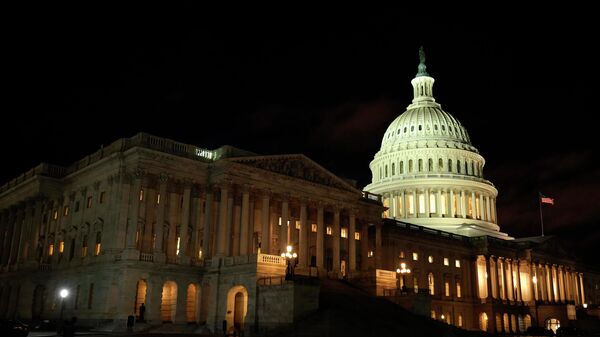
left=365, top=48, right=512, bottom=240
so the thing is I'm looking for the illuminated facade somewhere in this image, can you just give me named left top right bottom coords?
left=0, top=133, right=382, bottom=332
left=365, top=50, right=600, bottom=334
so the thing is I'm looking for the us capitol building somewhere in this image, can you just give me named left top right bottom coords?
left=0, top=50, right=598, bottom=335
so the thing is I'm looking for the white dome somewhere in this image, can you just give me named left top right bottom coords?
left=365, top=51, right=512, bottom=240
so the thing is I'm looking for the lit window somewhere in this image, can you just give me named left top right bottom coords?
left=278, top=217, right=282, bottom=226
left=431, top=310, right=436, bottom=319
left=341, top=228, right=348, bottom=238
left=455, top=259, right=461, bottom=268
left=176, top=236, right=181, bottom=256
left=458, top=314, right=463, bottom=327
left=94, top=232, right=101, bottom=256
left=354, top=232, right=360, bottom=240
left=428, top=272, right=435, bottom=295
left=456, top=281, right=462, bottom=298
left=59, top=241, right=65, bottom=254
left=445, top=281, right=450, bottom=296
left=295, top=221, right=301, bottom=230
left=399, top=251, right=405, bottom=259
left=311, top=224, right=317, bottom=232
left=326, top=226, right=332, bottom=235
left=139, top=189, right=144, bottom=201
left=407, top=194, right=415, bottom=214
left=53, top=210, right=58, bottom=220
left=428, top=255, right=434, bottom=263
left=48, top=244, right=54, bottom=256
left=368, top=251, right=373, bottom=257
left=156, top=193, right=161, bottom=204
left=412, top=252, right=418, bottom=261
left=99, top=191, right=106, bottom=204
left=444, top=258, right=449, bottom=266
left=87, top=196, right=93, bottom=208
left=198, top=249, right=202, bottom=259
left=63, top=206, right=70, bottom=216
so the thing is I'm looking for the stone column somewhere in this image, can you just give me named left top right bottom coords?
left=316, top=203, right=324, bottom=270
left=280, top=197, right=289, bottom=254
left=202, top=188, right=213, bottom=260
left=16, top=203, right=33, bottom=264
left=449, top=190, right=455, bottom=217
left=154, top=180, right=168, bottom=260
left=332, top=206, right=340, bottom=275
left=478, top=194, right=484, bottom=220
left=486, top=256, right=493, bottom=300
left=390, top=193, right=396, bottom=218
left=216, top=185, right=229, bottom=257
left=298, top=200, right=308, bottom=268
left=8, top=207, right=24, bottom=265
left=460, top=191, right=466, bottom=219
left=348, top=210, right=356, bottom=272
left=436, top=190, right=442, bottom=216
left=0, top=210, right=8, bottom=266
left=126, top=177, right=142, bottom=249
left=27, top=199, right=44, bottom=263
left=578, top=273, right=585, bottom=305
left=375, top=222, right=382, bottom=269
left=260, top=192, right=270, bottom=254
left=225, top=191, right=234, bottom=256
left=179, top=185, right=191, bottom=262
left=424, top=189, right=430, bottom=217
left=239, top=187, right=250, bottom=256
left=491, top=198, right=497, bottom=223
left=360, top=222, right=369, bottom=271
left=400, top=191, right=406, bottom=217
left=190, top=185, right=203, bottom=261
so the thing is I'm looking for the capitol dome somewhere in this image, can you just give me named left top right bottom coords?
left=365, top=48, right=512, bottom=239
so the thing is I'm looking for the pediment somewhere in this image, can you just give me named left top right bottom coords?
left=227, top=154, right=359, bottom=193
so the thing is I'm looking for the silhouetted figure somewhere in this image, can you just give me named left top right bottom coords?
left=139, top=303, right=146, bottom=322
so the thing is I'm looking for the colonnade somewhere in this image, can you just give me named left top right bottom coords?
left=382, top=189, right=496, bottom=223
left=476, top=255, right=586, bottom=306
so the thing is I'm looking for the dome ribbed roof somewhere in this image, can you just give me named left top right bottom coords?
left=380, top=106, right=476, bottom=151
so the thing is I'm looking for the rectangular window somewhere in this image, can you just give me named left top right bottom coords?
left=278, top=217, right=282, bottom=226
left=81, top=235, right=88, bottom=258
left=75, top=201, right=80, bottom=212
left=444, top=257, right=449, bottom=266
left=139, top=189, right=144, bottom=201
left=63, top=206, right=70, bottom=216
left=53, top=210, right=58, bottom=220
left=88, top=283, right=94, bottom=309
left=368, top=251, right=373, bottom=258
left=295, top=221, right=301, bottom=230
left=456, top=281, right=462, bottom=298
left=455, top=259, right=461, bottom=268
left=176, top=236, right=181, bottom=256
left=156, top=193, right=161, bottom=205
left=445, top=281, right=450, bottom=296
left=354, top=232, right=360, bottom=240
left=87, top=196, right=93, bottom=208
left=412, top=252, right=418, bottom=261
left=341, top=228, right=348, bottom=238
left=311, top=223, right=317, bottom=232
left=59, top=241, right=65, bottom=253
left=428, top=255, right=434, bottom=263
left=399, top=251, right=405, bottom=259
left=69, top=238, right=75, bottom=260
left=99, top=191, right=106, bottom=204
left=326, top=226, right=332, bottom=235
left=48, top=244, right=54, bottom=256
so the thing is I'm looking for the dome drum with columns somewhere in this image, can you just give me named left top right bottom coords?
left=365, top=48, right=512, bottom=239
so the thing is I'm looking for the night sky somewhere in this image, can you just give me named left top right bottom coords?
left=3, top=11, right=598, bottom=264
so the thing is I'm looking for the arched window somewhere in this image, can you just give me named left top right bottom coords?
left=400, top=161, right=404, bottom=174
left=495, top=314, right=502, bottom=333
left=479, top=312, right=488, bottom=331
left=457, top=160, right=461, bottom=174
left=428, top=159, right=433, bottom=171
left=438, top=158, right=443, bottom=171
left=95, top=232, right=102, bottom=256
left=511, top=314, right=517, bottom=333
left=409, top=160, right=413, bottom=173
left=385, top=165, right=388, bottom=177
left=503, top=313, right=509, bottom=333
left=458, top=314, right=463, bottom=327
left=545, top=318, right=560, bottom=334
left=434, top=125, right=438, bottom=131
left=471, top=162, right=475, bottom=176
left=428, top=272, right=435, bottom=295
left=392, top=163, right=395, bottom=175
left=418, top=159, right=423, bottom=172
left=379, top=167, right=382, bottom=180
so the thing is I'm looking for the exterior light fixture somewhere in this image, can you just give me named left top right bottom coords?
left=60, top=289, right=69, bottom=299
left=583, top=303, right=588, bottom=309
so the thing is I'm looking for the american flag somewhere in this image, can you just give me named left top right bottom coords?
left=540, top=194, right=554, bottom=205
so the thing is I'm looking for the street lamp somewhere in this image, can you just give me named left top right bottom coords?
left=58, top=288, right=69, bottom=332
left=281, top=245, right=297, bottom=280
left=396, top=262, right=411, bottom=293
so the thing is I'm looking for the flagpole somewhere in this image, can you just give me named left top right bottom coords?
left=539, top=192, right=545, bottom=237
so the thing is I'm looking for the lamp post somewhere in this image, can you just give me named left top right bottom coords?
left=58, top=288, right=69, bottom=332
left=396, top=262, right=411, bottom=293
left=281, top=245, right=297, bottom=280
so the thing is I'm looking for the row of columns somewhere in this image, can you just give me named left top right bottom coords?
left=383, top=189, right=496, bottom=223
left=376, top=157, right=484, bottom=181
left=0, top=198, right=46, bottom=268
left=479, top=256, right=586, bottom=306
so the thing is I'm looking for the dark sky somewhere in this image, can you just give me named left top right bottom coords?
left=3, top=11, right=599, bottom=263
